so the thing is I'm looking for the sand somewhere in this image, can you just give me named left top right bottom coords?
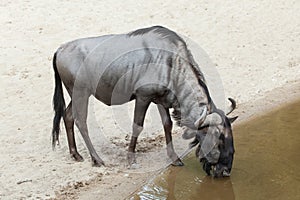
left=0, top=0, right=299, bottom=199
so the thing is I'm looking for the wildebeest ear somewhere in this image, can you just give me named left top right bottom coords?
left=229, top=116, right=238, bottom=123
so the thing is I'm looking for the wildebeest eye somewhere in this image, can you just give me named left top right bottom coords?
left=219, top=133, right=225, bottom=141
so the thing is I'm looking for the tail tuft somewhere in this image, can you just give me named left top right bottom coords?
left=52, top=52, right=65, bottom=149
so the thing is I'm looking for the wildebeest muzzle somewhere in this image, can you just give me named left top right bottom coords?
left=192, top=128, right=234, bottom=178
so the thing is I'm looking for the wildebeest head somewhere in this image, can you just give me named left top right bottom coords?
left=183, top=98, right=238, bottom=177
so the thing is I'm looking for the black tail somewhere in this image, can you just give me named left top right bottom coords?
left=52, top=52, right=65, bottom=149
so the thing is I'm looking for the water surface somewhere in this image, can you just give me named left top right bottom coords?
left=128, top=100, right=300, bottom=200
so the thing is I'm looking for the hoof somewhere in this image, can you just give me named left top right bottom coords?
left=92, top=158, right=105, bottom=167
left=128, top=163, right=140, bottom=169
left=71, top=153, right=84, bottom=162
left=171, top=158, right=184, bottom=166
left=127, top=152, right=137, bottom=166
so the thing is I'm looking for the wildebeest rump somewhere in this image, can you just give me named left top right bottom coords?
left=51, top=26, right=238, bottom=177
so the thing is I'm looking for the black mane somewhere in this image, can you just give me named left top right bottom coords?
left=128, top=25, right=163, bottom=36
left=184, top=48, right=213, bottom=106
left=128, top=25, right=185, bottom=45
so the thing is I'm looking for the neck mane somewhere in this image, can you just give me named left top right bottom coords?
left=171, top=48, right=213, bottom=128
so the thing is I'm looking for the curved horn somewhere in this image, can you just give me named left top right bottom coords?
left=200, top=112, right=223, bottom=127
left=194, top=106, right=207, bottom=128
left=226, top=98, right=236, bottom=115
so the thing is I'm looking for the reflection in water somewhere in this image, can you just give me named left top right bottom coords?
left=163, top=166, right=235, bottom=200
left=129, top=156, right=235, bottom=200
left=128, top=100, right=300, bottom=200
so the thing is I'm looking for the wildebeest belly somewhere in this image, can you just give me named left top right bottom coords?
left=93, top=64, right=172, bottom=106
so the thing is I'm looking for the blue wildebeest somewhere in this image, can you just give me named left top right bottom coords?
left=52, top=26, right=238, bottom=177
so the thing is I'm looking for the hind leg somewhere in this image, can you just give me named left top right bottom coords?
left=73, top=90, right=105, bottom=166
left=63, top=101, right=83, bottom=162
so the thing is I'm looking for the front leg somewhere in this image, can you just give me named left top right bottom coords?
left=127, top=128, right=138, bottom=166
left=157, top=104, right=183, bottom=166
left=127, top=98, right=150, bottom=167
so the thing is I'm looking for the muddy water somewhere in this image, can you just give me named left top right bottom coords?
left=128, top=100, right=300, bottom=200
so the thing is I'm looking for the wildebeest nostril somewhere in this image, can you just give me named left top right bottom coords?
left=212, top=164, right=231, bottom=178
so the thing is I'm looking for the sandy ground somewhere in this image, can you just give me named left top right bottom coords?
left=0, top=0, right=299, bottom=199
